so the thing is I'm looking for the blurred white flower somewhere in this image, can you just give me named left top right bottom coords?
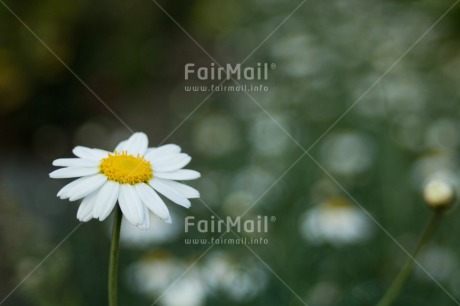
left=379, top=74, right=426, bottom=113
left=232, top=166, right=275, bottom=196
left=250, top=114, right=292, bottom=157
left=201, top=252, right=267, bottom=301
left=50, top=132, right=200, bottom=229
left=270, top=33, right=334, bottom=77
left=120, top=210, right=183, bottom=247
left=130, top=255, right=185, bottom=294
left=130, top=255, right=206, bottom=306
left=321, top=132, right=375, bottom=177
left=161, top=275, right=206, bottom=306
left=411, top=153, right=457, bottom=187
left=425, top=119, right=460, bottom=150
left=415, top=246, right=458, bottom=282
left=300, top=198, right=372, bottom=246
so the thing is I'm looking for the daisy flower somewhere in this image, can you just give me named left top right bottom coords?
left=50, top=132, right=200, bottom=229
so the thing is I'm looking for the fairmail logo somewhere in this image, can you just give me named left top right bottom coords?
left=184, top=63, right=276, bottom=81
left=184, top=215, right=276, bottom=233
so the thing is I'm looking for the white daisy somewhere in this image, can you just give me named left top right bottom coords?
left=50, top=132, right=200, bottom=229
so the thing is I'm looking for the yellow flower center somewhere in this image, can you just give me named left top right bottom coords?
left=99, top=151, right=153, bottom=185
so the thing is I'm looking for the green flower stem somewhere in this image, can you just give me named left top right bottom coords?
left=109, top=206, right=123, bottom=306
left=376, top=211, right=442, bottom=306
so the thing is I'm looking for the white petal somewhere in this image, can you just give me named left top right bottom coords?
left=50, top=167, right=100, bottom=179
left=149, top=178, right=191, bottom=208
left=93, top=181, right=120, bottom=221
left=115, top=140, right=128, bottom=152
left=73, top=146, right=109, bottom=160
left=125, top=132, right=148, bottom=156
left=72, top=146, right=96, bottom=160
left=119, top=184, right=144, bottom=226
left=135, top=183, right=171, bottom=222
left=150, top=153, right=188, bottom=166
left=154, top=178, right=200, bottom=198
left=152, top=154, right=191, bottom=172
left=145, top=144, right=181, bottom=160
left=57, top=176, right=88, bottom=198
left=77, top=191, right=98, bottom=222
left=53, top=158, right=100, bottom=167
left=93, top=148, right=111, bottom=156
left=138, top=206, right=151, bottom=230
left=155, top=170, right=200, bottom=181
left=68, top=174, right=107, bottom=201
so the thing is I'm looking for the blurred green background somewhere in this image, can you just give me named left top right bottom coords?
left=1, top=0, right=460, bottom=305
